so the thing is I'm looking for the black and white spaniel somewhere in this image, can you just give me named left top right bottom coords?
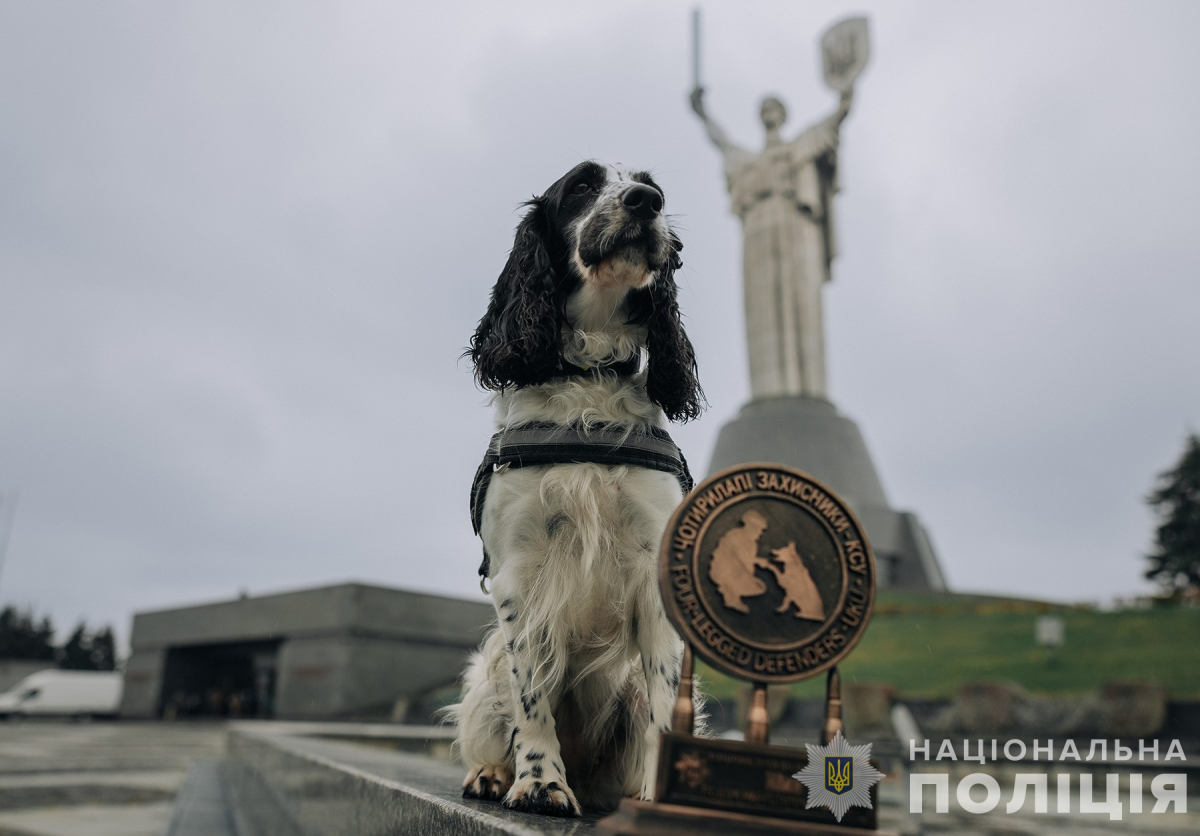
left=447, top=161, right=703, bottom=816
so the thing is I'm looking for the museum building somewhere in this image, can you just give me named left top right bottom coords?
left=120, top=583, right=492, bottom=720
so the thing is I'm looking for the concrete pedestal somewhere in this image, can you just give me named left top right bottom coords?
left=707, top=396, right=946, bottom=591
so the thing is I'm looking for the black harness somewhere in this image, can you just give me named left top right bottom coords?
left=470, top=421, right=693, bottom=586
left=556, top=355, right=640, bottom=378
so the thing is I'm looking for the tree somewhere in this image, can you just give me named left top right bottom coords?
left=0, top=607, right=55, bottom=660
left=57, top=623, right=116, bottom=671
left=1146, top=434, right=1200, bottom=593
left=58, top=624, right=92, bottom=670
left=89, top=628, right=116, bottom=671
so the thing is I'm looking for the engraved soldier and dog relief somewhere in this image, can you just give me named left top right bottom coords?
left=709, top=509, right=827, bottom=621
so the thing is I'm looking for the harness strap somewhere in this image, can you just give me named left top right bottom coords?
left=471, top=422, right=693, bottom=582
left=555, top=355, right=641, bottom=379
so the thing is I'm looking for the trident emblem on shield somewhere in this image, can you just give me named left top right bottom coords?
left=825, top=756, right=853, bottom=795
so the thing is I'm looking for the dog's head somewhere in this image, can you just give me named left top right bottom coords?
left=469, top=161, right=702, bottom=422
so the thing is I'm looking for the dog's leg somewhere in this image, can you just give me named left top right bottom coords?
left=491, top=590, right=582, bottom=817
left=634, top=589, right=684, bottom=801
left=454, top=630, right=515, bottom=802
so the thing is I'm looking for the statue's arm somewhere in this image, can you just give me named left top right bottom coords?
left=689, top=87, right=749, bottom=162
left=832, top=87, right=854, bottom=127
left=790, top=88, right=854, bottom=156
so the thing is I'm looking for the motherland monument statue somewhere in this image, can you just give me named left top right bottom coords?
left=689, top=59, right=852, bottom=400
left=690, top=14, right=947, bottom=591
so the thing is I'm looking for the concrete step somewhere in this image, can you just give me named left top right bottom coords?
left=164, top=758, right=243, bottom=836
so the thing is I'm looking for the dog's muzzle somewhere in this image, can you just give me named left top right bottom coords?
left=577, top=187, right=669, bottom=271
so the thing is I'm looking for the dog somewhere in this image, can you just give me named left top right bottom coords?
left=446, top=161, right=703, bottom=817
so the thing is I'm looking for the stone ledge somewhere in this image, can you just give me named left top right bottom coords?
left=227, top=726, right=605, bottom=835
left=224, top=726, right=922, bottom=835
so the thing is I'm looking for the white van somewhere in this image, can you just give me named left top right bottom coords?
left=0, top=670, right=123, bottom=718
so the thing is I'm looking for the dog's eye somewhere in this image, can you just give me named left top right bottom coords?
left=571, top=182, right=592, bottom=195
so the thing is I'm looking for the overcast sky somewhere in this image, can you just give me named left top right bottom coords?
left=1, top=2, right=1198, bottom=649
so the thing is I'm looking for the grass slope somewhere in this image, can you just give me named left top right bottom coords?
left=696, top=592, right=1200, bottom=701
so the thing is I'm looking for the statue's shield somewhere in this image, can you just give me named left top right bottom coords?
left=821, top=17, right=870, bottom=93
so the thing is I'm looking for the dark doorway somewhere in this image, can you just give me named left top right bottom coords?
left=882, top=554, right=901, bottom=587
left=158, top=639, right=281, bottom=719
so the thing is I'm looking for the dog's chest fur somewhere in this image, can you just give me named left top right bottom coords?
left=482, top=383, right=682, bottom=656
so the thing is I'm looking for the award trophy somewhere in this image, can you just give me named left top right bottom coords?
left=599, top=463, right=889, bottom=835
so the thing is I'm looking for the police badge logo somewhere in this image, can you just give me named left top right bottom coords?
left=794, top=731, right=885, bottom=821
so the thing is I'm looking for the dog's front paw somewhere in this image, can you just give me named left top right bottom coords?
left=503, top=778, right=581, bottom=817
left=462, top=764, right=513, bottom=802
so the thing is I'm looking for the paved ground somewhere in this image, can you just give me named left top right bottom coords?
left=0, top=721, right=225, bottom=836
left=0, top=722, right=1195, bottom=835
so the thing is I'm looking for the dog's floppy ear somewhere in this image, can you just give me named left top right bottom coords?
left=469, top=200, right=565, bottom=390
left=628, top=233, right=704, bottom=422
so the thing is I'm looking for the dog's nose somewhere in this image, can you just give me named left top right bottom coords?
left=622, top=184, right=663, bottom=219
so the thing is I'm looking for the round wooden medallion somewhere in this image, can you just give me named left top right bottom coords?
left=659, top=463, right=876, bottom=683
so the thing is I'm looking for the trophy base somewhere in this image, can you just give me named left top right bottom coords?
left=661, top=733, right=878, bottom=828
left=597, top=798, right=893, bottom=836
